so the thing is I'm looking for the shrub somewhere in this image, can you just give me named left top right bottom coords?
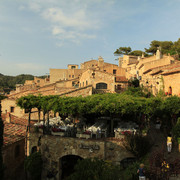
left=24, top=152, right=42, bottom=180
left=172, top=117, right=180, bottom=141
left=123, top=133, right=152, bottom=159
left=67, top=158, right=121, bottom=180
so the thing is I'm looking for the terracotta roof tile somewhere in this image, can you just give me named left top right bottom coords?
left=115, top=76, right=128, bottom=82
left=3, top=122, right=26, bottom=147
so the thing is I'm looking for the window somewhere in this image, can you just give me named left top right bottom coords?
left=69, top=75, right=71, bottom=78
left=25, top=109, right=29, bottom=113
left=72, top=81, right=76, bottom=86
left=113, top=69, right=117, bottom=75
left=80, top=83, right=81, bottom=87
left=37, top=80, right=40, bottom=83
left=83, top=82, right=84, bottom=87
left=96, top=83, right=107, bottom=89
left=86, top=81, right=88, bottom=86
left=10, top=106, right=14, bottom=113
left=71, top=66, right=76, bottom=69
left=72, top=75, right=74, bottom=78
left=104, top=70, right=106, bottom=72
left=31, top=146, right=37, bottom=154
left=117, top=84, right=121, bottom=90
left=14, top=145, right=20, bottom=158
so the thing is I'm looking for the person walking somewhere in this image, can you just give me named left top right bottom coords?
left=137, top=163, right=146, bottom=180
left=167, top=134, right=172, bottom=153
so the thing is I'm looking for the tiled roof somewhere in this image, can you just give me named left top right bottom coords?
left=3, top=122, right=26, bottom=147
left=115, top=76, right=128, bottom=82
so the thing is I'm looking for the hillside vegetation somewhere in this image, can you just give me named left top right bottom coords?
left=0, top=73, right=45, bottom=92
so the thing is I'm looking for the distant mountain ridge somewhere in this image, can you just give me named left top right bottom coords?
left=0, top=73, right=45, bottom=92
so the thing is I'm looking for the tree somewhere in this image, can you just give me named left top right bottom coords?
left=129, top=50, right=144, bottom=56
left=67, top=158, right=121, bottom=180
left=145, top=40, right=174, bottom=55
left=0, top=100, right=4, bottom=180
left=114, top=47, right=132, bottom=56
left=24, top=152, right=42, bottom=180
left=16, top=95, right=36, bottom=130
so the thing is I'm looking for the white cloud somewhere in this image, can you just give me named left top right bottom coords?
left=24, top=1, right=101, bottom=46
left=42, top=8, right=92, bottom=30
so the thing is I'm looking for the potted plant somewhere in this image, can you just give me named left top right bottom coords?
left=51, top=127, right=66, bottom=136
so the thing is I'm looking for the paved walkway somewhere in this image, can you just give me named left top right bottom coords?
left=148, top=124, right=180, bottom=179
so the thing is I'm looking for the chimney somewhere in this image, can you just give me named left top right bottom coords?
left=156, top=47, right=162, bottom=60
left=98, top=56, right=104, bottom=67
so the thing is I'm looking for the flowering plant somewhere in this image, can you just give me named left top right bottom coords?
left=52, top=127, right=65, bottom=132
left=83, top=131, right=91, bottom=135
left=121, top=131, right=131, bottom=135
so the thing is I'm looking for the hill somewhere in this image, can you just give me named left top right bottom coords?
left=0, top=74, right=44, bottom=93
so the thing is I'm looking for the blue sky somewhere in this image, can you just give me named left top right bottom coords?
left=1, top=0, right=180, bottom=76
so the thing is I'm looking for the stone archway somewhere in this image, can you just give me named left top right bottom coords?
left=59, top=155, right=83, bottom=180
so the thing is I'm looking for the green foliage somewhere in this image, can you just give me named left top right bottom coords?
left=123, top=133, right=152, bottom=159
left=121, top=161, right=139, bottom=180
left=144, top=39, right=180, bottom=57
left=114, top=46, right=132, bottom=56
left=0, top=73, right=34, bottom=91
left=129, top=50, right=149, bottom=57
left=67, top=158, right=121, bottom=180
left=16, top=94, right=37, bottom=112
left=24, top=152, right=42, bottom=180
left=163, top=96, right=180, bottom=116
left=122, top=87, right=152, bottom=98
left=114, top=38, right=180, bottom=59
left=145, top=40, right=174, bottom=54
left=16, top=94, right=180, bottom=129
left=129, top=78, right=140, bottom=87
left=172, top=118, right=180, bottom=140
left=0, top=102, right=4, bottom=180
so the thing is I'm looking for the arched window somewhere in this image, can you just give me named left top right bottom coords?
left=14, top=145, right=20, bottom=158
left=96, top=83, right=107, bottom=89
left=86, top=81, right=88, bottom=86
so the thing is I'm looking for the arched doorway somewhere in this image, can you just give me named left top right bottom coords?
left=120, top=157, right=136, bottom=169
left=59, top=155, right=83, bottom=180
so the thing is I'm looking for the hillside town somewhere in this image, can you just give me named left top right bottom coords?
left=0, top=48, right=180, bottom=180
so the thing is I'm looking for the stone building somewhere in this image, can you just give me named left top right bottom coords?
left=28, top=131, right=133, bottom=180
left=1, top=56, right=128, bottom=121
left=2, top=114, right=26, bottom=180
left=119, top=48, right=180, bottom=96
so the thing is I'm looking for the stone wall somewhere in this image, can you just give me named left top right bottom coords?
left=50, top=69, right=68, bottom=83
left=59, top=86, right=93, bottom=97
left=1, top=98, right=24, bottom=117
left=163, top=73, right=180, bottom=96
left=79, top=69, right=115, bottom=92
left=28, top=133, right=133, bottom=180
left=3, top=139, right=25, bottom=180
